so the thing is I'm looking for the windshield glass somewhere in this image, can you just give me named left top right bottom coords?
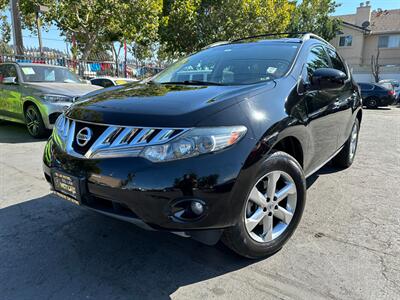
left=152, top=42, right=299, bottom=85
left=20, top=65, right=81, bottom=83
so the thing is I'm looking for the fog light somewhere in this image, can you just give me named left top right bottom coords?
left=190, top=201, right=204, bottom=215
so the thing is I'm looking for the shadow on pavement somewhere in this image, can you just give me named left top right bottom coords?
left=0, top=121, right=48, bottom=143
left=0, top=194, right=254, bottom=299
left=306, top=162, right=344, bottom=189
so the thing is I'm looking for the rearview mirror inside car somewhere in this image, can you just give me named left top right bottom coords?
left=309, top=68, right=346, bottom=91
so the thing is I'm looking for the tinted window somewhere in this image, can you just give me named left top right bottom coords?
left=326, top=48, right=347, bottom=75
left=98, top=79, right=114, bottom=88
left=91, top=78, right=114, bottom=87
left=305, top=46, right=330, bottom=81
left=153, top=43, right=300, bottom=85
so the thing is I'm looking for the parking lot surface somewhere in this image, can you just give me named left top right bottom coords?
left=1, top=107, right=399, bottom=300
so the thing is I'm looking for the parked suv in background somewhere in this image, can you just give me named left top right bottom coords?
left=0, top=63, right=101, bottom=138
left=43, top=33, right=362, bottom=258
left=358, top=82, right=396, bottom=108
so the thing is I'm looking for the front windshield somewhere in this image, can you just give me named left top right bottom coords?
left=20, top=65, right=81, bottom=83
left=153, top=42, right=299, bottom=85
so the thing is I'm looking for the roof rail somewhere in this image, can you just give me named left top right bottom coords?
left=202, top=41, right=230, bottom=50
left=230, top=32, right=308, bottom=43
left=301, top=33, right=332, bottom=46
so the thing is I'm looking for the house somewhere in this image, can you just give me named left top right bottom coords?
left=330, top=1, right=400, bottom=81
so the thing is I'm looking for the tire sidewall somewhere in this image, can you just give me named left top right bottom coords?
left=233, top=152, right=306, bottom=258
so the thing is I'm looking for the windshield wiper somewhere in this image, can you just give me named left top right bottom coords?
left=160, top=80, right=223, bottom=86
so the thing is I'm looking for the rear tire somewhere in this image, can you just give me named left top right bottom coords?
left=332, top=118, right=360, bottom=169
left=222, top=151, right=306, bottom=259
left=365, top=98, right=378, bottom=109
left=24, top=105, right=47, bottom=138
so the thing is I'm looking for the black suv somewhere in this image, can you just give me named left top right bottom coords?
left=43, top=33, right=362, bottom=258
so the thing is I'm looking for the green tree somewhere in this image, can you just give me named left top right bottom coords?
left=289, top=0, right=340, bottom=41
left=0, top=1, right=12, bottom=54
left=160, top=0, right=295, bottom=56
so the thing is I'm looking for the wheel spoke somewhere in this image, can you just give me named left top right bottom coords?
left=245, top=208, right=265, bottom=232
left=262, top=214, right=273, bottom=241
left=266, top=172, right=280, bottom=200
left=249, top=186, right=267, bottom=207
left=26, top=111, right=33, bottom=122
left=274, top=206, right=293, bottom=224
left=275, top=182, right=296, bottom=202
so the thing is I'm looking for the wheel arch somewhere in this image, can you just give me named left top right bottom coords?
left=270, top=135, right=304, bottom=168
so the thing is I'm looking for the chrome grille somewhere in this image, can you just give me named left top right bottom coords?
left=54, top=116, right=189, bottom=159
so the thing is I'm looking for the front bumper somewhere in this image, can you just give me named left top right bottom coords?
left=43, top=136, right=256, bottom=233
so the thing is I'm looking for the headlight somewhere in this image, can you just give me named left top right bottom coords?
left=41, top=94, right=73, bottom=103
left=140, top=126, right=247, bottom=162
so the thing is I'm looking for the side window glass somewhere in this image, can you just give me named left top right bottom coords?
left=305, top=46, right=330, bottom=82
left=326, top=48, right=347, bottom=76
left=103, top=79, right=114, bottom=88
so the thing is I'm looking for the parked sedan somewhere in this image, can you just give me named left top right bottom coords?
left=378, top=79, right=400, bottom=101
left=357, top=82, right=396, bottom=108
left=0, top=63, right=102, bottom=138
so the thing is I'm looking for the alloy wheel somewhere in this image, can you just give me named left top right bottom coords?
left=26, top=107, right=40, bottom=136
left=368, top=99, right=377, bottom=108
left=244, top=171, right=297, bottom=243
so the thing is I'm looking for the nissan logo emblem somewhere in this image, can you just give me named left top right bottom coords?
left=76, top=127, right=93, bottom=147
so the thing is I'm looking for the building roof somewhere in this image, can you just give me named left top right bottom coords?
left=338, top=8, right=400, bottom=34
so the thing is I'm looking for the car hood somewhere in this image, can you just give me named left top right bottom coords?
left=66, top=82, right=275, bottom=127
left=24, top=82, right=102, bottom=97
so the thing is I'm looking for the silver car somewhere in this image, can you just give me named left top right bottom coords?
left=0, top=62, right=102, bottom=138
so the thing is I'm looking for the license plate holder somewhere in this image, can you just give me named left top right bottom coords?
left=51, top=170, right=83, bottom=203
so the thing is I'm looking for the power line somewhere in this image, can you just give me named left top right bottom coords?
left=22, top=35, right=66, bottom=42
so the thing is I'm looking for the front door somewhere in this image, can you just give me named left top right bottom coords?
left=303, top=46, right=341, bottom=172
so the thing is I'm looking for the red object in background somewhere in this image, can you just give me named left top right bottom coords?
left=0, top=75, right=4, bottom=83
left=388, top=90, right=395, bottom=96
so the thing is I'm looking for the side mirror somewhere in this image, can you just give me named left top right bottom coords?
left=2, top=77, right=18, bottom=85
left=310, top=68, right=346, bottom=91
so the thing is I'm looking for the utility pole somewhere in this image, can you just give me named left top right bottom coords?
left=10, top=0, right=24, bottom=55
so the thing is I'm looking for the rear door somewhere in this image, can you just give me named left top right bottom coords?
left=302, top=46, right=341, bottom=171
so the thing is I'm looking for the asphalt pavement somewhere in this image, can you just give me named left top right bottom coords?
left=0, top=107, right=399, bottom=299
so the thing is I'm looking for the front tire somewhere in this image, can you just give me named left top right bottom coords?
left=25, top=105, right=47, bottom=138
left=332, top=118, right=360, bottom=169
left=222, top=151, right=306, bottom=259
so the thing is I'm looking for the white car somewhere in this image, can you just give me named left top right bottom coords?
left=90, top=77, right=139, bottom=88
